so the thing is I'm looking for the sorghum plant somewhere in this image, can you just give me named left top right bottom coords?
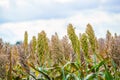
left=86, top=24, right=96, bottom=53
left=37, top=31, right=49, bottom=66
left=50, top=33, right=65, bottom=65
left=24, top=31, right=28, bottom=56
left=67, top=24, right=80, bottom=63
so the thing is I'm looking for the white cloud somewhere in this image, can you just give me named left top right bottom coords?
left=0, top=19, right=67, bottom=44
left=67, top=10, right=120, bottom=37
left=53, top=0, right=75, bottom=4
left=100, top=0, right=108, bottom=3
left=0, top=0, right=10, bottom=9
left=0, top=0, right=103, bottom=22
left=0, top=10, right=120, bottom=44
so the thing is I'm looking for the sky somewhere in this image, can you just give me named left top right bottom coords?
left=0, top=0, right=120, bottom=44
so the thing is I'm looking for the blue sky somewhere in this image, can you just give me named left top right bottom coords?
left=0, top=0, right=120, bottom=44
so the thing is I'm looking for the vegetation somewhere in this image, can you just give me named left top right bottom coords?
left=0, top=23, right=120, bottom=80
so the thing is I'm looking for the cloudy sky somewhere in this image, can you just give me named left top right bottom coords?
left=0, top=0, right=120, bottom=44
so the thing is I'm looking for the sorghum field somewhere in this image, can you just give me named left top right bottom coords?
left=0, top=24, right=120, bottom=80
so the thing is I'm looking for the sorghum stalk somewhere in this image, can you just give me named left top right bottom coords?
left=37, top=31, right=49, bottom=67
left=24, top=31, right=28, bottom=56
left=51, top=33, right=64, bottom=65
left=86, top=24, right=96, bottom=53
left=80, top=33, right=88, bottom=58
left=80, top=33, right=89, bottom=75
left=67, top=24, right=80, bottom=64
left=32, top=36, right=36, bottom=54
left=86, top=23, right=99, bottom=79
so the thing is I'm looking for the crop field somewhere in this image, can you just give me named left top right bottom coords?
left=0, top=24, right=120, bottom=80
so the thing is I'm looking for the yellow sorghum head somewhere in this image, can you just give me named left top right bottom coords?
left=80, top=33, right=88, bottom=58
left=86, top=23, right=96, bottom=53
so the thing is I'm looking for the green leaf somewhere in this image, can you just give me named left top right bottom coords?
left=96, top=61, right=104, bottom=72
left=104, top=64, right=113, bottom=80
left=88, top=60, right=105, bottom=73
left=66, top=73, right=79, bottom=80
left=111, top=59, right=117, bottom=70
left=105, top=70, right=113, bottom=80
left=28, top=64, right=51, bottom=80
left=84, top=73, right=96, bottom=80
